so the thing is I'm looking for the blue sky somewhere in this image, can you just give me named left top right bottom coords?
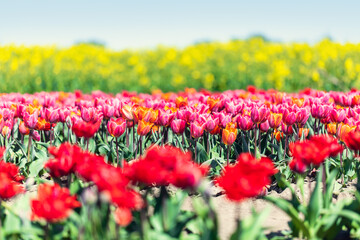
left=1, top=0, right=360, bottom=49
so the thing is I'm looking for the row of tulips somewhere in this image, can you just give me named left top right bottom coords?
left=0, top=87, right=360, bottom=238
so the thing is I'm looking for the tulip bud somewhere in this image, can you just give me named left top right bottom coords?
left=289, top=158, right=307, bottom=174
left=299, top=128, right=309, bottom=139
left=31, top=131, right=41, bottom=141
left=326, top=123, right=337, bottom=135
left=1, top=125, right=10, bottom=138
left=260, top=120, right=270, bottom=132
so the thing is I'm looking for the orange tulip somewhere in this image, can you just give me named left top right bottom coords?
left=326, top=123, right=337, bottom=135
left=274, top=130, right=284, bottom=142
left=291, top=97, right=305, bottom=107
left=175, top=96, right=188, bottom=108
left=207, top=97, right=220, bottom=111
left=337, top=123, right=356, bottom=142
left=222, top=123, right=238, bottom=145
left=269, top=113, right=282, bottom=129
left=299, top=128, right=309, bottom=139
left=137, top=120, right=154, bottom=136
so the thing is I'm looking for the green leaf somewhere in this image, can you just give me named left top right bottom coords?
left=29, top=158, right=47, bottom=177
left=230, top=208, right=270, bottom=240
left=265, top=196, right=309, bottom=237
left=307, top=168, right=323, bottom=228
left=3, top=210, right=21, bottom=236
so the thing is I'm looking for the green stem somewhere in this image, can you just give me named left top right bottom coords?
left=254, top=126, right=258, bottom=156
left=226, top=145, right=230, bottom=165
left=27, top=132, right=33, bottom=163
left=116, top=137, right=120, bottom=167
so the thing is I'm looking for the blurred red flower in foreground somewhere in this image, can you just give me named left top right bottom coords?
left=31, top=184, right=81, bottom=222
left=0, top=149, right=24, bottom=183
left=44, top=143, right=83, bottom=178
left=0, top=147, right=5, bottom=159
left=114, top=207, right=133, bottom=227
left=89, top=163, right=143, bottom=210
left=0, top=173, right=24, bottom=200
left=70, top=149, right=143, bottom=210
left=344, top=131, right=360, bottom=152
left=289, top=134, right=343, bottom=173
left=214, top=153, right=277, bottom=202
left=126, top=145, right=209, bottom=189
left=0, top=161, right=25, bottom=183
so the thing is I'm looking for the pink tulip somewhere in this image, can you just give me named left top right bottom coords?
left=171, top=119, right=186, bottom=135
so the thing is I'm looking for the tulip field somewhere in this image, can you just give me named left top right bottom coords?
left=1, top=87, right=360, bottom=239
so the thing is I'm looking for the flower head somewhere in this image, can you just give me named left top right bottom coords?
left=126, top=145, right=208, bottom=189
left=0, top=173, right=24, bottom=200
left=31, top=184, right=81, bottom=222
left=215, top=153, right=277, bottom=202
left=222, top=122, right=237, bottom=145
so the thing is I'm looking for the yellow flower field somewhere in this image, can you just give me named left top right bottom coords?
left=1, top=37, right=360, bottom=93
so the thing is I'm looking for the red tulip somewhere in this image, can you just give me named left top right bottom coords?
left=344, top=131, right=360, bottom=152
left=126, top=145, right=208, bottom=189
left=289, top=158, right=307, bottom=174
left=0, top=147, right=4, bottom=160
left=214, top=153, right=277, bottom=202
left=45, top=143, right=82, bottom=178
left=290, top=134, right=343, bottom=167
left=0, top=161, right=24, bottom=182
left=31, top=184, right=81, bottom=222
left=72, top=118, right=101, bottom=139
left=0, top=173, right=24, bottom=200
